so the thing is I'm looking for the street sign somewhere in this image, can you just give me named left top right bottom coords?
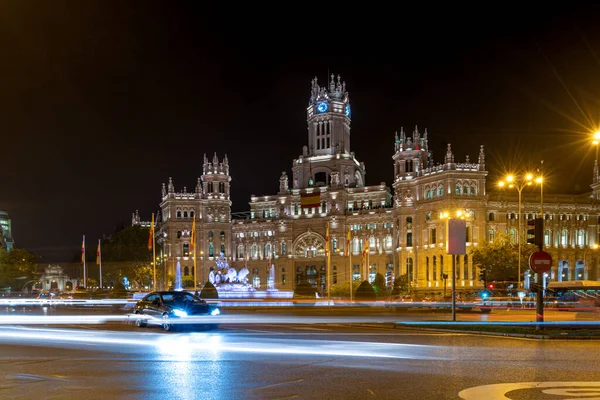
left=529, top=251, right=552, bottom=273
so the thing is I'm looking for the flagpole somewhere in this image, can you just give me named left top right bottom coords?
left=192, top=216, right=197, bottom=291
left=98, top=239, right=102, bottom=289
left=151, top=213, right=156, bottom=291
left=349, top=247, right=353, bottom=304
left=326, top=222, right=330, bottom=305
left=83, top=235, right=86, bottom=288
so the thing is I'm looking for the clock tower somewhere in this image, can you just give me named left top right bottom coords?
left=291, top=74, right=365, bottom=189
left=306, top=74, right=351, bottom=156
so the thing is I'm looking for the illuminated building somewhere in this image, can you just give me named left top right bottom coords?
left=151, top=75, right=600, bottom=295
left=0, top=210, right=14, bottom=252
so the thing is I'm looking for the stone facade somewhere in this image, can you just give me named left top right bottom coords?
left=150, top=74, right=600, bottom=294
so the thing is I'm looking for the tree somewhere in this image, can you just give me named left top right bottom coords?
left=330, top=280, right=361, bottom=299
left=99, top=225, right=156, bottom=289
left=372, top=273, right=388, bottom=299
left=354, top=280, right=376, bottom=301
left=391, top=274, right=409, bottom=296
left=0, top=248, right=39, bottom=290
left=470, top=231, right=539, bottom=282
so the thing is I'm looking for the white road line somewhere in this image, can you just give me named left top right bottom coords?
left=289, top=326, right=331, bottom=331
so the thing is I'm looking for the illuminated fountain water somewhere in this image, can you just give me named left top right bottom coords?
left=174, top=261, right=182, bottom=291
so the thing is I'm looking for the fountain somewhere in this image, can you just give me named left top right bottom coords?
left=174, top=260, right=182, bottom=291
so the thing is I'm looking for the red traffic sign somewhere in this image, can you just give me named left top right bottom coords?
left=529, top=251, right=552, bottom=273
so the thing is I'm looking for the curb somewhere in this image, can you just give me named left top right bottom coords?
left=350, top=323, right=600, bottom=340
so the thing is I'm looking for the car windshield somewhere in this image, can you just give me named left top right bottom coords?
left=160, top=292, right=202, bottom=304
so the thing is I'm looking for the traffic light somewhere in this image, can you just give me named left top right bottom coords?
left=526, top=217, right=544, bottom=250
left=488, top=283, right=494, bottom=289
left=478, top=269, right=486, bottom=282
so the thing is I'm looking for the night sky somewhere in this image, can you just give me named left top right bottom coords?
left=3, top=3, right=600, bottom=262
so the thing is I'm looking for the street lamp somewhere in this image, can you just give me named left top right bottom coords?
left=498, top=173, right=535, bottom=288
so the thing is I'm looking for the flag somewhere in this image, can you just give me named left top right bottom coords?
left=81, top=236, right=85, bottom=264
left=190, top=217, right=196, bottom=253
left=361, top=237, right=370, bottom=268
left=301, top=189, right=320, bottom=209
left=96, top=240, right=101, bottom=266
left=345, top=227, right=351, bottom=257
left=325, top=222, right=330, bottom=257
left=148, top=213, right=155, bottom=251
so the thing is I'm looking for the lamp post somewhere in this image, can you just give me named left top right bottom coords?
left=498, top=174, right=535, bottom=288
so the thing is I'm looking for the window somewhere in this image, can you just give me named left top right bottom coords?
left=406, top=216, right=412, bottom=223
left=439, top=185, right=444, bottom=196
left=183, top=243, right=189, bottom=257
left=425, top=257, right=430, bottom=281
left=544, top=230, right=550, bottom=247
left=190, top=211, right=194, bottom=218
left=463, top=255, right=469, bottom=280
left=209, top=243, right=214, bottom=257
left=431, top=228, right=436, bottom=244
left=470, top=185, right=476, bottom=195
left=466, top=226, right=471, bottom=242
left=184, top=266, right=189, bottom=276
left=183, top=211, right=188, bottom=218
left=405, top=259, right=413, bottom=282
left=561, top=229, right=568, bottom=247
left=237, top=245, right=244, bottom=259
left=220, top=231, right=225, bottom=239
left=488, top=213, right=494, bottom=221
left=489, top=229, right=495, bottom=243
left=176, top=210, right=182, bottom=218
left=432, top=187, right=437, bottom=197
left=426, top=212, right=431, bottom=221
left=321, top=201, right=327, bottom=213
left=281, top=242, right=287, bottom=256
left=177, top=231, right=182, bottom=238
left=426, top=190, right=431, bottom=199
left=384, top=235, right=392, bottom=249
left=333, top=238, right=337, bottom=252
left=455, top=185, right=461, bottom=195
left=333, top=266, right=337, bottom=284
left=577, top=230, right=585, bottom=247
left=209, top=231, right=214, bottom=238
left=251, top=244, right=258, bottom=259
left=220, top=244, right=225, bottom=255
left=406, top=232, right=412, bottom=247
left=433, top=256, right=437, bottom=280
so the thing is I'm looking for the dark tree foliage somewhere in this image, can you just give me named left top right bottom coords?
left=391, top=274, right=409, bottom=296
left=372, top=273, right=388, bottom=299
left=0, top=248, right=39, bottom=290
left=354, top=280, right=376, bottom=301
left=200, top=281, right=219, bottom=299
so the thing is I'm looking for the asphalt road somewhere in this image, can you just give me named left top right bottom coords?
left=1, top=307, right=600, bottom=400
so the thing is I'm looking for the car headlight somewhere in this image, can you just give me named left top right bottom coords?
left=173, top=309, right=188, bottom=318
left=211, top=308, right=220, bottom=316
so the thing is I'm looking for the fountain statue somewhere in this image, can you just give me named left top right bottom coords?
left=208, top=253, right=254, bottom=292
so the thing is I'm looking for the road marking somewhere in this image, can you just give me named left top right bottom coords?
left=289, top=326, right=330, bottom=331
left=459, top=382, right=600, bottom=400
left=253, top=378, right=304, bottom=390
left=243, top=329, right=284, bottom=334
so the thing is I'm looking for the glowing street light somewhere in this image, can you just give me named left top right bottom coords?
left=498, top=173, right=537, bottom=289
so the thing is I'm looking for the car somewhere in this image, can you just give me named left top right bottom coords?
left=132, top=291, right=220, bottom=331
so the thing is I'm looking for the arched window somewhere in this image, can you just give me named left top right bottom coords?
left=183, top=243, right=190, bottom=257
left=489, top=229, right=495, bottom=243
left=577, top=230, right=585, bottom=247
left=237, top=245, right=244, bottom=259
left=265, top=243, right=271, bottom=258
left=544, top=230, right=550, bottom=247
left=208, top=231, right=214, bottom=238
left=561, top=229, right=568, bottom=247
left=190, top=211, right=195, bottom=218
left=456, top=184, right=461, bottom=195
left=425, top=256, right=430, bottom=281
left=251, top=244, right=258, bottom=259
left=369, top=236, right=376, bottom=249
left=426, top=190, right=431, bottom=199
left=406, top=258, right=413, bottom=282
left=353, top=237, right=360, bottom=253
left=177, top=231, right=182, bottom=238
left=176, top=210, right=182, bottom=218
left=463, top=185, right=468, bottom=195
left=333, top=238, right=338, bottom=252
left=463, top=255, right=469, bottom=279
left=183, top=211, right=188, bottom=218
left=433, top=256, right=437, bottom=280
left=509, top=229, right=516, bottom=242
left=406, top=232, right=413, bottom=247
left=220, top=231, right=225, bottom=239
left=426, top=212, right=431, bottom=221
left=406, top=216, right=412, bottom=223
left=384, top=235, right=392, bottom=249
left=488, top=213, right=494, bottom=221
left=439, top=185, right=444, bottom=196
left=281, top=242, right=287, bottom=256
left=209, top=243, right=214, bottom=257
left=466, top=226, right=471, bottom=242
left=221, top=244, right=225, bottom=255
left=432, top=187, right=437, bottom=197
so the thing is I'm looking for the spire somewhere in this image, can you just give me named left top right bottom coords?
left=445, top=143, right=454, bottom=164
left=203, top=153, right=208, bottom=174
left=195, top=178, right=202, bottom=196
left=168, top=177, right=174, bottom=194
left=478, top=145, right=485, bottom=170
left=213, top=152, right=219, bottom=168
left=279, top=171, right=289, bottom=193
left=162, top=182, right=166, bottom=198
left=223, top=154, right=229, bottom=166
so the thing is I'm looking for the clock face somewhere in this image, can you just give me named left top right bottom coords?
left=345, top=104, right=351, bottom=117
left=317, top=102, right=328, bottom=113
